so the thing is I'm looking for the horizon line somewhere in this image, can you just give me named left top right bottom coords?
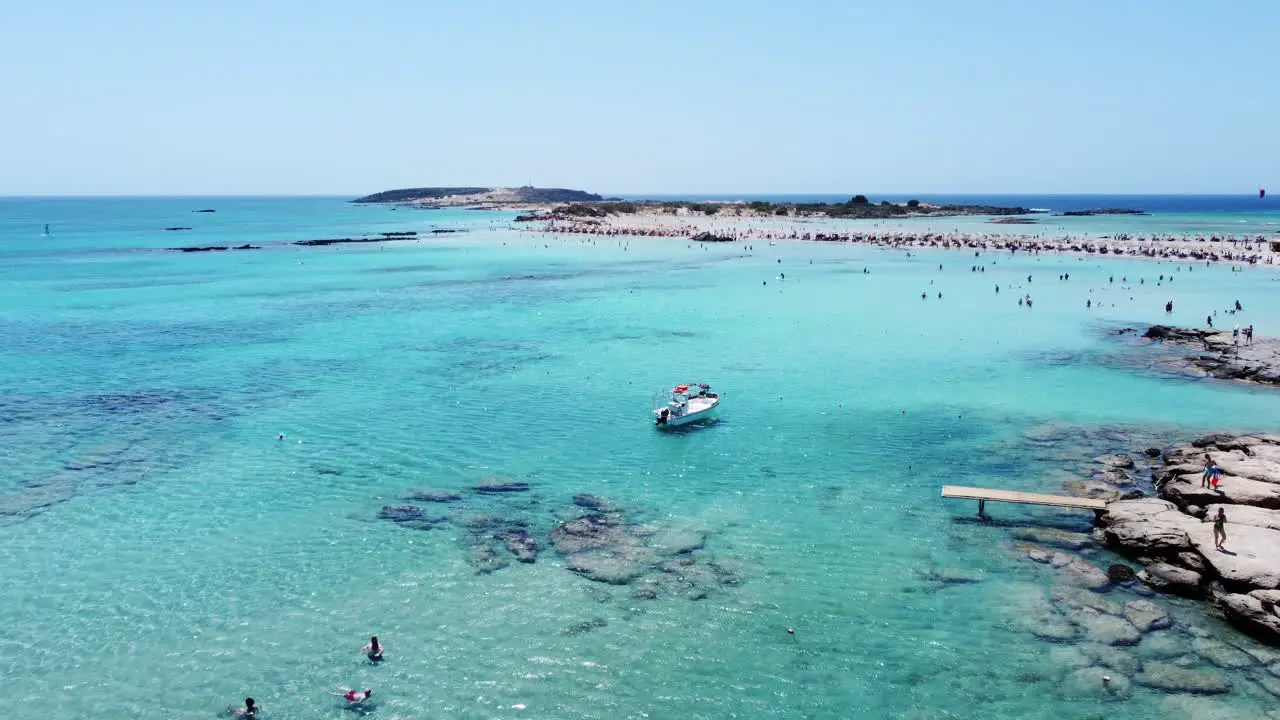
left=0, top=191, right=1268, bottom=200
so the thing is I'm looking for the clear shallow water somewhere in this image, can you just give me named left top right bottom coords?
left=3, top=198, right=1280, bottom=719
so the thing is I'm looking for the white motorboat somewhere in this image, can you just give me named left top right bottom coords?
left=653, top=383, right=720, bottom=428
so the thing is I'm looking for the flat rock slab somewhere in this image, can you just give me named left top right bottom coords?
left=1052, top=584, right=1123, bottom=616
left=1063, top=666, right=1133, bottom=700
left=405, top=488, right=464, bottom=503
left=1060, top=557, right=1112, bottom=590
left=1096, top=454, right=1136, bottom=469
left=1070, top=607, right=1141, bottom=646
left=1012, top=527, right=1094, bottom=550
left=646, top=527, right=706, bottom=555
left=474, top=477, right=531, bottom=494
left=1099, top=498, right=1196, bottom=554
left=1081, top=642, right=1142, bottom=675
left=1191, top=638, right=1255, bottom=669
left=566, top=548, right=657, bottom=585
left=1136, top=631, right=1190, bottom=660
left=1163, top=474, right=1280, bottom=510
left=1186, top=521, right=1280, bottom=589
left=1124, top=599, right=1173, bottom=632
left=1135, top=663, right=1232, bottom=694
left=1138, top=562, right=1203, bottom=595
left=1205, top=503, right=1280, bottom=532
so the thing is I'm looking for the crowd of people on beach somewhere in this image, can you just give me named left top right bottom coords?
left=230, top=636, right=383, bottom=717
left=520, top=220, right=1277, bottom=266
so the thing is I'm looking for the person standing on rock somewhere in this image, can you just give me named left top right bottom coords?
left=1202, top=454, right=1215, bottom=488
left=1212, top=508, right=1227, bottom=550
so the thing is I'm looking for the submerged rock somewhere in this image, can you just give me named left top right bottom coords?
left=1081, top=642, right=1143, bottom=675
left=1012, top=527, right=1093, bottom=550
left=1051, top=584, right=1123, bottom=616
left=566, top=548, right=653, bottom=585
left=378, top=505, right=425, bottom=523
left=501, top=529, right=539, bottom=563
left=921, top=567, right=984, bottom=585
left=1096, top=454, right=1136, bottom=469
left=1134, top=663, right=1232, bottom=694
left=1191, top=638, right=1255, bottom=669
left=1136, top=631, right=1189, bottom=660
left=550, top=514, right=628, bottom=554
left=1069, top=607, right=1141, bottom=646
left=1123, top=599, right=1172, bottom=632
left=474, top=477, right=530, bottom=494
left=572, top=493, right=620, bottom=512
left=405, top=488, right=464, bottom=503
left=1065, top=478, right=1122, bottom=501
left=1063, top=666, right=1132, bottom=700
left=647, top=526, right=706, bottom=555
left=563, top=618, right=608, bottom=634
left=1060, top=557, right=1112, bottom=590
left=1050, top=645, right=1092, bottom=670
left=468, top=543, right=510, bottom=574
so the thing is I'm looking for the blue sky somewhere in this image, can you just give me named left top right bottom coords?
left=1, top=1, right=1276, bottom=195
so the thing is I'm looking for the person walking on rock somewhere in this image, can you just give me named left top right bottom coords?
left=1212, top=508, right=1228, bottom=551
left=1201, top=455, right=1214, bottom=488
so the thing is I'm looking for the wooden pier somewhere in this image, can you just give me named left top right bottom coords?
left=941, top=485, right=1107, bottom=518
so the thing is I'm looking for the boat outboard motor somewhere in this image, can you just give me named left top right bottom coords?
left=656, top=408, right=670, bottom=425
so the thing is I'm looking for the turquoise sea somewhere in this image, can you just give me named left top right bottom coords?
left=3, top=196, right=1280, bottom=719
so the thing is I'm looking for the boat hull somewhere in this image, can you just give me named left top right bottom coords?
left=654, top=397, right=719, bottom=428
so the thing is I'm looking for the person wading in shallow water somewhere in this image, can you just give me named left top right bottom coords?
left=1212, top=508, right=1228, bottom=550
left=231, top=698, right=256, bottom=718
left=361, top=636, right=384, bottom=663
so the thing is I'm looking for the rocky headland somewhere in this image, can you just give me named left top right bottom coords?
left=516, top=195, right=1034, bottom=222
left=981, top=426, right=1280, bottom=707
left=352, top=186, right=605, bottom=207
left=1096, top=433, right=1280, bottom=645
left=1062, top=208, right=1147, bottom=216
left=1139, top=325, right=1280, bottom=386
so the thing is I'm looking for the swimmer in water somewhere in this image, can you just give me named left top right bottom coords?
left=361, top=636, right=384, bottom=663
left=231, top=698, right=257, bottom=718
left=327, top=686, right=373, bottom=704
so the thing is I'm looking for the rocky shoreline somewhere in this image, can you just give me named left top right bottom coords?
left=1095, top=434, right=1280, bottom=646
left=1139, top=325, right=1280, bottom=386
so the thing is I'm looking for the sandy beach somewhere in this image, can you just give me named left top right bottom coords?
left=513, top=209, right=1280, bottom=267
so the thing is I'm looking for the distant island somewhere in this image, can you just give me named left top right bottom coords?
left=517, top=196, right=1034, bottom=221
left=353, top=189, right=1036, bottom=219
left=353, top=186, right=605, bottom=207
left=1061, top=208, right=1147, bottom=216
